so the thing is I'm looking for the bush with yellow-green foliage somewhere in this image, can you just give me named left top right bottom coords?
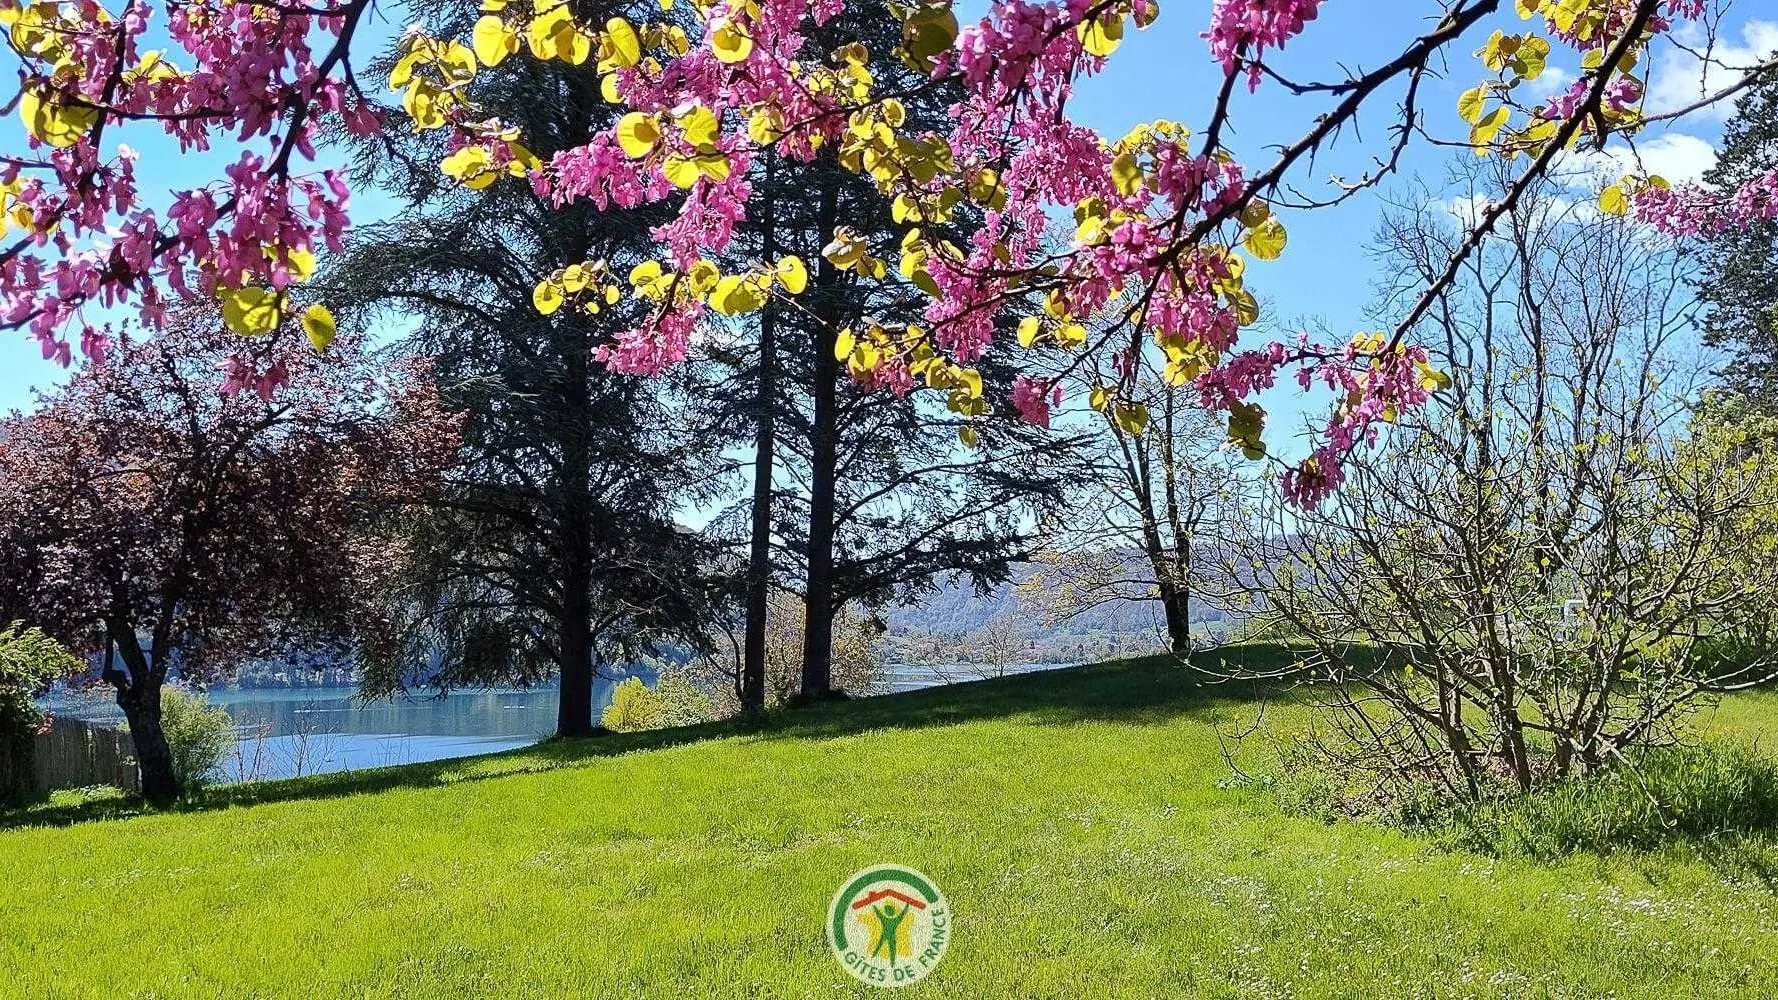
left=0, top=623, right=83, bottom=802
left=1679, top=395, right=1778, bottom=671
left=600, top=678, right=663, bottom=733
left=600, top=672, right=720, bottom=734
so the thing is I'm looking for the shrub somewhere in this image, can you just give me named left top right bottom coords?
left=1442, top=742, right=1778, bottom=859
left=600, top=672, right=720, bottom=734
left=653, top=673, right=717, bottom=728
left=601, top=677, right=665, bottom=733
left=159, top=687, right=236, bottom=790
left=1276, top=738, right=1778, bottom=859
left=0, top=624, right=83, bottom=803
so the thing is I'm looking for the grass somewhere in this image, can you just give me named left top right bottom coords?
left=4, top=642, right=1778, bottom=998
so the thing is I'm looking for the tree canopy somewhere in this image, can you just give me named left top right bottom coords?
left=7, top=0, right=1775, bottom=508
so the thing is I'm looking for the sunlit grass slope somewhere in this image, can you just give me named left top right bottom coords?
left=3, top=644, right=1777, bottom=998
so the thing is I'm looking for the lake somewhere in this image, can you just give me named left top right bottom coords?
left=46, top=684, right=586, bottom=783
left=45, top=662, right=1070, bottom=784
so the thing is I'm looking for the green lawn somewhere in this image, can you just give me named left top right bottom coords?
left=5, top=644, right=1778, bottom=998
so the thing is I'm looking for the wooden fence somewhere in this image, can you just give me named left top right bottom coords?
left=27, top=717, right=138, bottom=797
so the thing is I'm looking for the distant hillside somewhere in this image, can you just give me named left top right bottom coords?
left=884, top=559, right=1233, bottom=642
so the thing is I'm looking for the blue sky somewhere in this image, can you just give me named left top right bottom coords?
left=2, top=2, right=1769, bottom=422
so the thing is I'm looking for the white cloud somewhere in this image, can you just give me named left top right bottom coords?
left=1438, top=192, right=1493, bottom=229
left=1562, top=132, right=1721, bottom=187
left=1437, top=190, right=1596, bottom=229
left=1648, top=18, right=1778, bottom=123
left=1527, top=64, right=1573, bottom=101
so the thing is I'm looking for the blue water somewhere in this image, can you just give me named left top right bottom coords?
left=45, top=684, right=590, bottom=783
left=43, top=661, right=1080, bottom=785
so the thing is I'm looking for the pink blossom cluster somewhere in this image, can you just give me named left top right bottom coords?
left=945, top=2, right=1077, bottom=107
left=0, top=0, right=376, bottom=386
left=1632, top=169, right=1778, bottom=237
left=597, top=305, right=699, bottom=375
left=1287, top=337, right=1438, bottom=505
left=1011, top=375, right=1058, bottom=427
left=1202, top=0, right=1325, bottom=88
left=1546, top=73, right=1644, bottom=121
left=9, top=0, right=1747, bottom=512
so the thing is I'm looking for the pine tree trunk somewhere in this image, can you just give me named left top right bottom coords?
left=119, top=682, right=180, bottom=806
left=801, top=338, right=838, bottom=698
left=553, top=61, right=599, bottom=739
left=743, top=316, right=776, bottom=712
left=742, top=152, right=779, bottom=714
left=799, top=175, right=842, bottom=700
left=557, top=549, right=596, bottom=737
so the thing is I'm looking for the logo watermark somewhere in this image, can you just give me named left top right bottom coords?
left=826, top=864, right=950, bottom=988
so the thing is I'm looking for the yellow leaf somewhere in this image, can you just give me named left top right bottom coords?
left=301, top=304, right=337, bottom=352
left=748, top=107, right=783, bottom=145
left=709, top=274, right=766, bottom=316
left=1114, top=401, right=1149, bottom=436
left=677, top=104, right=720, bottom=148
left=605, top=16, right=641, bottom=67
left=901, top=7, right=959, bottom=73
left=220, top=286, right=282, bottom=337
left=1017, top=316, right=1041, bottom=348
left=1076, top=11, right=1124, bottom=57
left=1110, top=152, right=1143, bottom=197
left=473, top=15, right=517, bottom=67
left=528, top=5, right=571, bottom=59
left=389, top=51, right=422, bottom=90
left=403, top=81, right=446, bottom=130
left=958, top=425, right=979, bottom=449
left=1242, top=216, right=1288, bottom=261
left=282, top=247, right=318, bottom=283
left=1512, top=35, right=1549, bottom=80
left=630, top=259, right=665, bottom=290
left=1469, top=105, right=1510, bottom=150
left=661, top=155, right=700, bottom=188
left=533, top=280, right=564, bottom=315
left=834, top=328, right=856, bottom=362
left=1457, top=84, right=1488, bottom=125
left=1598, top=182, right=1629, bottom=216
left=616, top=112, right=661, bottom=158
left=20, top=86, right=98, bottom=149
left=686, top=260, right=720, bottom=294
left=441, top=146, right=498, bottom=188
left=437, top=40, right=478, bottom=83
left=558, top=26, right=592, bottom=65
left=711, top=19, right=753, bottom=63
left=775, top=256, right=808, bottom=294
left=823, top=228, right=867, bottom=271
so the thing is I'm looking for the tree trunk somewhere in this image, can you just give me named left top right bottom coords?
left=742, top=151, right=780, bottom=714
left=1157, top=578, right=1193, bottom=653
left=105, top=622, right=181, bottom=805
left=743, top=314, right=776, bottom=712
left=801, top=337, right=839, bottom=698
left=557, top=554, right=596, bottom=737
left=553, top=64, right=599, bottom=739
left=554, top=379, right=597, bottom=736
left=118, top=680, right=179, bottom=806
left=799, top=175, right=842, bottom=700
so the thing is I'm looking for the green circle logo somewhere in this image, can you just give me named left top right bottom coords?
left=826, top=864, right=951, bottom=988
